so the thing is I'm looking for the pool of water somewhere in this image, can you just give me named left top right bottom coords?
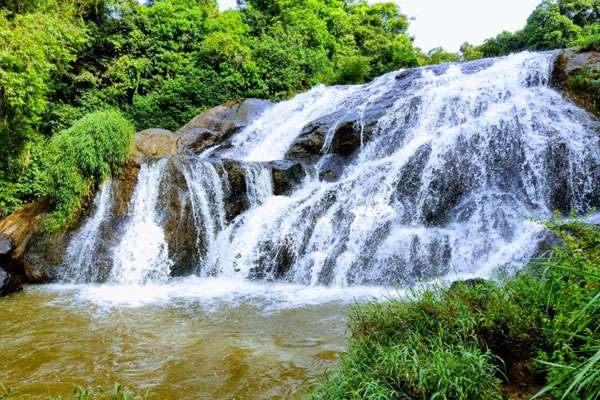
left=0, top=277, right=397, bottom=399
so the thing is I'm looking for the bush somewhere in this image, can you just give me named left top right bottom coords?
left=311, top=222, right=600, bottom=400
left=43, top=110, right=134, bottom=230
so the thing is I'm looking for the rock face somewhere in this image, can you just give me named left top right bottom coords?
left=0, top=267, right=22, bottom=296
left=552, top=49, right=599, bottom=117
left=131, top=128, right=178, bottom=165
left=0, top=199, right=51, bottom=280
left=177, top=99, right=272, bottom=155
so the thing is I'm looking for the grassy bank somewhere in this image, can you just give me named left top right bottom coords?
left=311, top=221, right=600, bottom=400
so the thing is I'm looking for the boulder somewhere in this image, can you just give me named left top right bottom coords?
left=0, top=233, right=11, bottom=256
left=131, top=128, right=178, bottom=165
left=176, top=99, right=272, bottom=155
left=285, top=117, right=364, bottom=164
left=0, top=199, right=50, bottom=278
left=317, top=155, right=346, bottom=182
left=269, top=160, right=306, bottom=195
left=552, top=49, right=599, bottom=117
left=0, top=267, right=22, bottom=297
left=23, top=228, right=69, bottom=283
left=177, top=128, right=221, bottom=155
left=219, top=160, right=250, bottom=220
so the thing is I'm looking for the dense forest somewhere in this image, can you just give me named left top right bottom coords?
left=0, top=0, right=598, bottom=225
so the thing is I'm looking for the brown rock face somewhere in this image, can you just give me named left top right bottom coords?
left=0, top=199, right=51, bottom=278
left=552, top=49, right=599, bottom=117
left=131, top=128, right=178, bottom=165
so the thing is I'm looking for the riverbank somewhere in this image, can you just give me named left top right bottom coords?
left=310, top=221, right=600, bottom=400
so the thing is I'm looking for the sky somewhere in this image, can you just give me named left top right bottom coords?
left=217, top=0, right=540, bottom=52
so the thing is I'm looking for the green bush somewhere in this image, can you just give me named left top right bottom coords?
left=44, top=110, right=134, bottom=230
left=311, top=222, right=600, bottom=400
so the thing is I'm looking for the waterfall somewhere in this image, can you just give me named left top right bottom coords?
left=179, top=159, right=226, bottom=270
left=60, top=51, right=600, bottom=290
left=110, top=160, right=173, bottom=284
left=244, top=163, right=273, bottom=208
left=206, top=52, right=600, bottom=286
left=60, top=180, right=113, bottom=283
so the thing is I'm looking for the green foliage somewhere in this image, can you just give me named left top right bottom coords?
left=311, top=222, right=600, bottom=400
left=44, top=110, right=134, bottom=230
left=0, top=383, right=150, bottom=400
left=0, top=0, right=429, bottom=216
left=477, top=0, right=600, bottom=57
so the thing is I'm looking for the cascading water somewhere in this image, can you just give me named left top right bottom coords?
left=60, top=180, right=113, bottom=283
left=203, top=51, right=599, bottom=286
left=178, top=158, right=227, bottom=269
left=110, top=160, right=173, bottom=284
left=59, top=51, right=599, bottom=290
left=243, top=163, right=273, bottom=208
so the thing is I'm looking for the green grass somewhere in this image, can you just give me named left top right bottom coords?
left=311, top=221, right=600, bottom=400
left=43, top=110, right=134, bottom=230
left=0, top=384, right=150, bottom=400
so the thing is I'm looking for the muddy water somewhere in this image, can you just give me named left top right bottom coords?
left=0, top=278, right=394, bottom=399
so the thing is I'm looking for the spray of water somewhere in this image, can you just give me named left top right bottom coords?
left=110, top=160, right=173, bottom=284
left=60, top=180, right=113, bottom=283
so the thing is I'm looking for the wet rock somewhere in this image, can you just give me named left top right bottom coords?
left=0, top=267, right=22, bottom=297
left=317, top=155, right=345, bottom=182
left=0, top=199, right=51, bottom=280
left=219, top=160, right=249, bottom=220
left=285, top=126, right=325, bottom=164
left=23, top=228, right=69, bottom=283
left=131, top=128, right=178, bottom=165
left=177, top=128, right=220, bottom=155
left=552, top=49, right=599, bottom=117
left=112, top=161, right=141, bottom=219
left=176, top=99, right=272, bottom=155
left=0, top=233, right=11, bottom=256
left=158, top=159, right=199, bottom=277
left=269, top=160, right=306, bottom=195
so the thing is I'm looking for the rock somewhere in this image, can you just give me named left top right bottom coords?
left=0, top=199, right=51, bottom=279
left=269, top=160, right=306, bottom=195
left=0, top=267, right=22, bottom=297
left=112, top=160, right=141, bottom=218
left=177, top=128, right=221, bottom=155
left=285, top=126, right=325, bottom=164
left=317, top=155, right=345, bottom=182
left=449, top=278, right=488, bottom=292
left=131, top=128, right=178, bottom=165
left=23, top=228, right=69, bottom=283
left=157, top=159, right=199, bottom=277
left=552, top=49, right=599, bottom=117
left=285, top=118, right=363, bottom=164
left=176, top=99, right=272, bottom=155
left=0, top=233, right=11, bottom=255
left=219, top=159, right=250, bottom=220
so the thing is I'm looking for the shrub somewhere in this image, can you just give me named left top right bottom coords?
left=44, top=110, right=134, bottom=230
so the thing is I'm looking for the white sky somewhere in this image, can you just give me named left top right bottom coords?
left=218, top=0, right=540, bottom=52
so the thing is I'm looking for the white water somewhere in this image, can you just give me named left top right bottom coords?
left=110, top=160, right=173, bottom=284
left=60, top=180, right=113, bottom=283
left=179, top=159, right=227, bottom=268
left=206, top=52, right=599, bottom=287
left=57, top=51, right=600, bottom=307
left=243, top=163, right=273, bottom=208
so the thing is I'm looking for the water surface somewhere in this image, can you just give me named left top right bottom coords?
left=0, top=278, right=394, bottom=399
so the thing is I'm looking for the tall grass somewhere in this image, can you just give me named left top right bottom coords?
left=43, top=110, right=134, bottom=230
left=311, top=222, right=600, bottom=400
